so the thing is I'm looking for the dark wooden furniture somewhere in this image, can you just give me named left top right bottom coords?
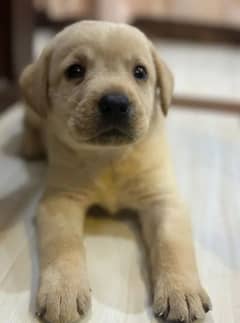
left=0, top=0, right=33, bottom=111
left=134, top=17, right=240, bottom=45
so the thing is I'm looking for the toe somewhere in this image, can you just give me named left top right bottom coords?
left=166, top=292, right=188, bottom=322
left=77, top=291, right=91, bottom=316
left=36, top=291, right=48, bottom=321
left=59, top=292, right=81, bottom=323
left=44, top=293, right=61, bottom=323
left=153, top=289, right=169, bottom=320
left=186, top=294, right=205, bottom=322
left=199, top=289, right=212, bottom=313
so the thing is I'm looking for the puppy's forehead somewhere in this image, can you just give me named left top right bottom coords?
left=53, top=21, right=151, bottom=60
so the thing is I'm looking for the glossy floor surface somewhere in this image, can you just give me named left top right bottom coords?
left=0, top=104, right=239, bottom=323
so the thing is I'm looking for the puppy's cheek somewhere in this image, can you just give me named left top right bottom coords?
left=128, top=121, right=148, bottom=142
left=67, top=113, right=98, bottom=140
left=135, top=122, right=150, bottom=139
left=132, top=108, right=151, bottom=137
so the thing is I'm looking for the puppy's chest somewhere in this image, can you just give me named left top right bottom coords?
left=92, top=166, right=125, bottom=214
left=89, top=153, right=154, bottom=214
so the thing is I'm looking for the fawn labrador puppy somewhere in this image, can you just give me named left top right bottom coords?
left=20, top=21, right=211, bottom=323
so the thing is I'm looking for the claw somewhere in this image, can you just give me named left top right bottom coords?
left=203, top=303, right=211, bottom=313
left=192, top=314, right=199, bottom=321
left=155, top=311, right=164, bottom=318
left=35, top=309, right=46, bottom=319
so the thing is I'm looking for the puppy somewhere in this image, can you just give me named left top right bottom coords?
left=20, top=21, right=211, bottom=323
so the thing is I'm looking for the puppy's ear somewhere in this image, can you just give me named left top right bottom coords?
left=19, top=46, right=52, bottom=118
left=151, top=46, right=174, bottom=116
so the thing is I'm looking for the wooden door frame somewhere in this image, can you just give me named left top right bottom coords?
left=0, top=0, right=33, bottom=111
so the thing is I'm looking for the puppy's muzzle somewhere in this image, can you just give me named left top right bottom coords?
left=98, top=93, right=132, bottom=126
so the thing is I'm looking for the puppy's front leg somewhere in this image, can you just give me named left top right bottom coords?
left=139, top=198, right=211, bottom=322
left=36, top=192, right=91, bottom=323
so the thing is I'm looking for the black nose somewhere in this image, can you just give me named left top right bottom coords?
left=98, top=93, right=131, bottom=123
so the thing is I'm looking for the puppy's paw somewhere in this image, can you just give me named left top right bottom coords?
left=153, top=276, right=212, bottom=322
left=36, top=266, right=91, bottom=323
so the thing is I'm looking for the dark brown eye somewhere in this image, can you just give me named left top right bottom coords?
left=133, top=65, right=148, bottom=80
left=65, top=64, right=86, bottom=80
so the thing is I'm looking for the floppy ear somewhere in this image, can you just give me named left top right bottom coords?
left=19, top=46, right=52, bottom=118
left=151, top=46, right=174, bottom=116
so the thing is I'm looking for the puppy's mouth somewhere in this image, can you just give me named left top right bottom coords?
left=99, top=128, right=126, bottom=138
left=87, top=127, right=134, bottom=145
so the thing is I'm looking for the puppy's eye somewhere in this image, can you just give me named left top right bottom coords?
left=65, top=64, right=86, bottom=80
left=133, top=65, right=148, bottom=80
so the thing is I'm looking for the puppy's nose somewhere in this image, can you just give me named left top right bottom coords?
left=98, top=93, right=131, bottom=122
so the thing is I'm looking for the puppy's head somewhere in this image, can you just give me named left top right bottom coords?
left=20, top=21, right=173, bottom=148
